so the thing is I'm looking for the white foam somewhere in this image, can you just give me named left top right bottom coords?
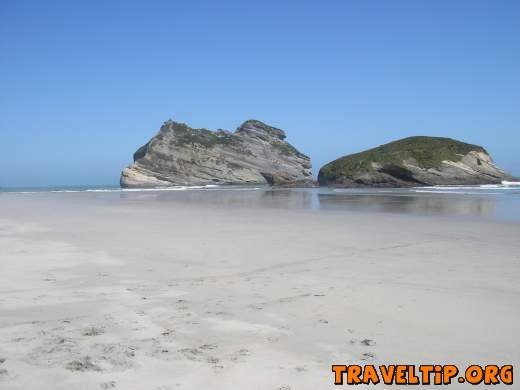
left=413, top=184, right=518, bottom=191
left=502, top=181, right=520, bottom=186
left=412, top=190, right=503, bottom=195
left=5, top=184, right=266, bottom=194
left=44, top=185, right=221, bottom=193
left=416, top=186, right=490, bottom=190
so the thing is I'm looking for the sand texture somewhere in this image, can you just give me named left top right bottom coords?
left=0, top=192, right=519, bottom=389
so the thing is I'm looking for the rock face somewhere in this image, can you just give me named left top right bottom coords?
left=121, top=119, right=314, bottom=187
left=318, top=136, right=516, bottom=187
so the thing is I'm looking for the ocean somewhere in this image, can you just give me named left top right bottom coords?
left=2, top=183, right=520, bottom=221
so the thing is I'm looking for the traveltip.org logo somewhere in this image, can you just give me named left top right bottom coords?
left=332, top=364, right=513, bottom=386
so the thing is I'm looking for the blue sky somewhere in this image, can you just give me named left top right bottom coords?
left=1, top=0, right=518, bottom=187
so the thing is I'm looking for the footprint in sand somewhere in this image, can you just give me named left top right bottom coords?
left=230, top=348, right=250, bottom=362
left=178, top=348, right=204, bottom=361
left=214, top=311, right=232, bottom=317
left=206, top=356, right=219, bottom=364
left=0, top=360, right=10, bottom=380
left=199, top=344, right=218, bottom=350
left=66, top=356, right=102, bottom=372
left=83, top=326, right=104, bottom=336
left=350, top=338, right=375, bottom=346
left=361, top=352, right=375, bottom=360
left=360, top=338, right=375, bottom=346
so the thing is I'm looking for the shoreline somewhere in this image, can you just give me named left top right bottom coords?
left=2, top=184, right=520, bottom=222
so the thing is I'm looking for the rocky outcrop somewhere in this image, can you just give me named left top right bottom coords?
left=318, top=136, right=516, bottom=187
left=121, top=119, right=314, bottom=187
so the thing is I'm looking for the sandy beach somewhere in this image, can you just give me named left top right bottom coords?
left=0, top=190, right=519, bottom=389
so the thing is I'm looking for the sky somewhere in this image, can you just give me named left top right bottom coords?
left=0, top=0, right=519, bottom=187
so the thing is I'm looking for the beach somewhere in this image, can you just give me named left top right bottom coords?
left=0, top=189, right=519, bottom=389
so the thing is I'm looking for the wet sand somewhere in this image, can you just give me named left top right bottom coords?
left=0, top=191, right=519, bottom=389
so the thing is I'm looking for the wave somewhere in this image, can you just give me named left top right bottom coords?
left=414, top=184, right=518, bottom=190
left=4, top=184, right=266, bottom=194
left=84, top=185, right=215, bottom=192
left=411, top=190, right=503, bottom=195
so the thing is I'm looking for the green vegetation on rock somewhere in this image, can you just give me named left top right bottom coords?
left=165, top=121, right=240, bottom=148
left=319, top=136, right=486, bottom=181
left=133, top=142, right=149, bottom=161
left=240, top=120, right=287, bottom=140
left=271, top=141, right=309, bottom=159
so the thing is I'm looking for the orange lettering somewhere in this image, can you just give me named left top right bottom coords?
left=362, top=365, right=380, bottom=384
left=443, top=365, right=459, bottom=384
left=484, top=365, right=500, bottom=385
left=379, top=365, right=396, bottom=385
left=395, top=365, right=407, bottom=384
left=347, top=365, right=363, bottom=384
left=419, top=365, right=434, bottom=385
left=466, top=365, right=484, bottom=385
left=332, top=365, right=347, bottom=385
left=500, top=365, right=513, bottom=385
left=408, top=365, right=420, bottom=384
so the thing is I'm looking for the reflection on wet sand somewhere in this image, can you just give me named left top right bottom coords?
left=119, top=188, right=316, bottom=210
left=317, top=192, right=497, bottom=217
left=113, top=187, right=512, bottom=219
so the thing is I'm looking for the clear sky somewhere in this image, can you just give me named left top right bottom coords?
left=1, top=0, right=518, bottom=187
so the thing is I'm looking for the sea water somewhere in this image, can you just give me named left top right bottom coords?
left=2, top=183, right=520, bottom=221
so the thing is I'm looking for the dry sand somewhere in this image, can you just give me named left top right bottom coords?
left=0, top=191, right=519, bottom=389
